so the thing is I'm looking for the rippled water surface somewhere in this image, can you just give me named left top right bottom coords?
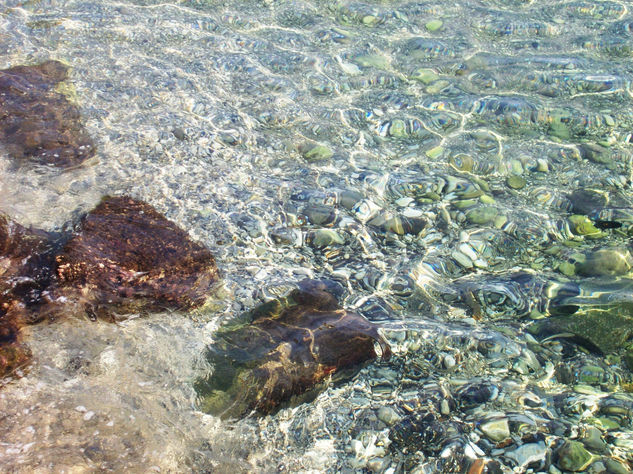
left=2, top=0, right=633, bottom=472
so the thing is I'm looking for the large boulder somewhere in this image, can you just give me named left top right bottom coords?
left=1, top=196, right=219, bottom=377
left=0, top=60, right=95, bottom=167
left=195, top=280, right=391, bottom=419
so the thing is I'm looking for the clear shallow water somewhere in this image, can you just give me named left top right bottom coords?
left=1, top=0, right=633, bottom=472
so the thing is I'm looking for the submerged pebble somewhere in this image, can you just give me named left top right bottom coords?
left=555, top=440, right=593, bottom=472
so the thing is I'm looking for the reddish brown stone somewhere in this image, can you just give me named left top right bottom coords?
left=1, top=197, right=219, bottom=377
left=0, top=60, right=95, bottom=167
left=0, top=213, right=55, bottom=377
left=54, top=196, right=219, bottom=317
left=195, top=280, right=391, bottom=419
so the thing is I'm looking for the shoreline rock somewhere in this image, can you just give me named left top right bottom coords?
left=0, top=61, right=95, bottom=168
left=53, top=196, right=219, bottom=318
left=0, top=196, right=219, bottom=377
left=0, top=213, right=56, bottom=376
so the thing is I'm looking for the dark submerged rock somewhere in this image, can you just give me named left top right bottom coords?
left=390, top=411, right=463, bottom=452
left=53, top=196, right=218, bottom=317
left=569, top=188, right=608, bottom=216
left=0, top=213, right=56, bottom=376
left=195, top=280, right=391, bottom=419
left=0, top=196, right=219, bottom=377
left=531, top=277, right=633, bottom=356
left=0, top=60, right=95, bottom=167
left=530, top=308, right=633, bottom=356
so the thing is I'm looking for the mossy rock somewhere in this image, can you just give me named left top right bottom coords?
left=555, top=441, right=593, bottom=472
left=195, top=280, right=391, bottom=419
left=466, top=206, right=498, bottom=225
left=530, top=307, right=633, bottom=356
left=299, top=143, right=334, bottom=162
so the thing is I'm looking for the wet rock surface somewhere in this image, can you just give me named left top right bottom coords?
left=0, top=196, right=218, bottom=376
left=0, top=61, right=95, bottom=167
left=195, top=280, right=391, bottom=419
left=54, top=196, right=219, bottom=317
left=0, top=213, right=55, bottom=376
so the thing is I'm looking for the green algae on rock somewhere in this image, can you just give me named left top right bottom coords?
left=568, top=215, right=604, bottom=238
left=530, top=307, right=633, bottom=356
left=575, top=248, right=633, bottom=277
left=298, top=142, right=334, bottom=162
left=555, top=440, right=593, bottom=472
left=0, top=61, right=95, bottom=168
left=195, top=280, right=391, bottom=419
left=54, top=196, right=219, bottom=318
left=506, top=174, right=526, bottom=190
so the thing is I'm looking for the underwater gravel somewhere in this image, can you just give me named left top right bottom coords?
left=0, top=0, right=633, bottom=472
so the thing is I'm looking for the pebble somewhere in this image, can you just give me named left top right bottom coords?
left=576, top=248, right=632, bottom=277
left=506, top=175, right=526, bottom=190
left=425, top=146, right=444, bottom=159
left=388, top=119, right=407, bottom=138
left=504, top=442, right=547, bottom=470
left=581, top=426, right=608, bottom=453
left=425, top=20, right=443, bottom=32
left=591, top=417, right=620, bottom=431
left=555, top=441, right=593, bottom=472
left=366, top=458, right=390, bottom=472
left=426, top=81, right=449, bottom=94
left=603, top=458, right=631, bottom=474
left=402, top=208, right=423, bottom=218
left=171, top=128, right=186, bottom=140
left=466, top=206, right=498, bottom=225
left=308, top=229, right=344, bottom=247
left=613, top=437, right=633, bottom=450
left=569, top=188, right=608, bottom=215
left=354, top=54, right=389, bottom=69
left=579, top=143, right=614, bottom=167
left=536, top=159, right=549, bottom=172
left=377, top=406, right=401, bottom=426
left=395, top=197, right=414, bottom=207
left=568, top=215, right=603, bottom=237
left=411, top=68, right=439, bottom=84
left=479, top=417, right=510, bottom=442
left=300, top=143, right=334, bottom=162
left=452, top=250, right=474, bottom=268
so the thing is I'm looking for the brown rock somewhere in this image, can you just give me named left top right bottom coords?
left=195, top=280, right=391, bottom=419
left=0, top=60, right=95, bottom=167
left=0, top=213, right=55, bottom=376
left=1, top=196, right=219, bottom=377
left=54, top=196, right=218, bottom=317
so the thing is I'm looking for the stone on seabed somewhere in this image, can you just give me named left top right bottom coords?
left=195, top=280, right=391, bottom=419
left=1, top=196, right=219, bottom=376
left=0, top=61, right=95, bottom=167
left=0, top=213, right=55, bottom=377
left=54, top=195, right=219, bottom=316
